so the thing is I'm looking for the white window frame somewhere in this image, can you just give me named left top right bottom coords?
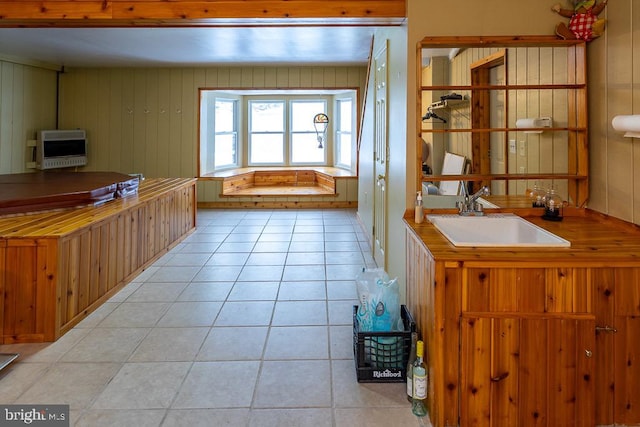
left=289, top=99, right=328, bottom=166
left=248, top=99, right=286, bottom=166
left=198, top=89, right=358, bottom=175
left=334, top=95, right=355, bottom=169
left=214, top=97, right=239, bottom=169
left=199, top=91, right=241, bottom=175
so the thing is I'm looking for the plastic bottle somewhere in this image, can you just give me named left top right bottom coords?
left=412, top=340, right=428, bottom=417
left=415, top=191, right=423, bottom=223
left=406, top=331, right=418, bottom=402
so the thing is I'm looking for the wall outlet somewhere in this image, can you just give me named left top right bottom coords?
left=519, top=166, right=526, bottom=174
left=509, top=140, right=516, bottom=154
left=518, top=140, right=526, bottom=156
left=26, top=162, right=36, bottom=169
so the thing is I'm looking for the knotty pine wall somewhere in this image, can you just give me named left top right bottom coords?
left=0, top=59, right=57, bottom=175
left=57, top=66, right=366, bottom=204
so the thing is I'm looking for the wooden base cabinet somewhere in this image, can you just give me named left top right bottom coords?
left=0, top=178, right=196, bottom=344
left=461, top=314, right=595, bottom=426
left=405, top=227, right=640, bottom=427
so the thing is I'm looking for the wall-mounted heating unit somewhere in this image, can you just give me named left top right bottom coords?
left=36, top=129, right=87, bottom=170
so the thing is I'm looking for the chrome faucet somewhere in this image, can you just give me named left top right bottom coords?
left=457, top=185, right=490, bottom=216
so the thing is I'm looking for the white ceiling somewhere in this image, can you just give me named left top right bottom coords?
left=0, top=26, right=378, bottom=68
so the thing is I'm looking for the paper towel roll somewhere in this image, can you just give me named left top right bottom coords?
left=612, top=115, right=640, bottom=138
left=516, top=118, right=537, bottom=129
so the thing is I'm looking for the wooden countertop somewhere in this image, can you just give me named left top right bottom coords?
left=404, top=208, right=640, bottom=266
left=0, top=177, right=196, bottom=239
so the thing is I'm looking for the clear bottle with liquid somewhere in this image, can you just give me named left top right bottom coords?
left=415, top=191, right=424, bottom=223
left=406, top=332, right=418, bottom=402
left=412, top=340, right=428, bottom=417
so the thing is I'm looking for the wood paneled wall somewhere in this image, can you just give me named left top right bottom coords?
left=0, top=59, right=57, bottom=175
left=588, top=0, right=640, bottom=225
left=58, top=65, right=366, bottom=204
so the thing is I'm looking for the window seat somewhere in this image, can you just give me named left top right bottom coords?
left=203, top=167, right=356, bottom=197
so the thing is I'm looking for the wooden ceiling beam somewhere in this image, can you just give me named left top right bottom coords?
left=0, top=1, right=407, bottom=27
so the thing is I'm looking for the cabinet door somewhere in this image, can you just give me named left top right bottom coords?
left=461, top=314, right=595, bottom=427
left=2, top=239, right=57, bottom=343
left=613, top=271, right=640, bottom=424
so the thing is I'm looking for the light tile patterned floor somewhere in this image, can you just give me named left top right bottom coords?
left=0, top=209, right=431, bottom=427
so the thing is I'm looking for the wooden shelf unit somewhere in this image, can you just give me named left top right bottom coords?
left=417, top=36, right=588, bottom=207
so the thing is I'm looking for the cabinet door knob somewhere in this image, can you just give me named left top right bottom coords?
left=490, top=372, right=509, bottom=382
left=585, top=349, right=593, bottom=358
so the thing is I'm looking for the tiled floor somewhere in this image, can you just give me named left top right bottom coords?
left=0, top=209, right=431, bottom=426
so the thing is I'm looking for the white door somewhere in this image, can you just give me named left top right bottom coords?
left=373, top=42, right=388, bottom=268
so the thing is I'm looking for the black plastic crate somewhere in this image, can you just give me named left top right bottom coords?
left=353, top=304, right=415, bottom=383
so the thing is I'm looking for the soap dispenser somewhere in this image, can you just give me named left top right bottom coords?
left=415, top=191, right=424, bottom=224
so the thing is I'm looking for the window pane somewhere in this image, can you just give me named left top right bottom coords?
left=291, top=133, right=325, bottom=163
left=338, top=133, right=352, bottom=166
left=335, top=98, right=353, bottom=168
left=214, top=134, right=237, bottom=168
left=292, top=101, right=326, bottom=132
left=250, top=134, right=284, bottom=163
left=215, top=99, right=236, bottom=132
left=339, top=100, right=352, bottom=130
left=250, top=102, right=284, bottom=132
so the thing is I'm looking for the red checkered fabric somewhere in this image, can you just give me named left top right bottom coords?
left=569, top=10, right=598, bottom=41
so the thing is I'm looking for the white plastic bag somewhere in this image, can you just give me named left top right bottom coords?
left=372, top=277, right=400, bottom=332
left=356, top=268, right=388, bottom=332
left=356, top=268, right=401, bottom=332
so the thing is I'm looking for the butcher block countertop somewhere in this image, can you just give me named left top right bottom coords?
left=404, top=208, right=640, bottom=265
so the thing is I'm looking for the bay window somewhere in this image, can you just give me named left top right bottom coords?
left=199, top=89, right=356, bottom=175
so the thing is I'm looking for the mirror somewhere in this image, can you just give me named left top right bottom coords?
left=418, top=37, right=588, bottom=209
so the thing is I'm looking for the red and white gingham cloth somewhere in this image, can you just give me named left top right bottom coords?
left=569, top=9, right=598, bottom=41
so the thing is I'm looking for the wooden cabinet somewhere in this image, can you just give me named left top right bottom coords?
left=461, top=314, right=595, bottom=427
left=0, top=178, right=196, bottom=343
left=405, top=219, right=640, bottom=427
left=417, top=36, right=588, bottom=207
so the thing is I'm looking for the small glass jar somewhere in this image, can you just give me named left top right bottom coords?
left=543, top=188, right=563, bottom=220
left=528, top=183, right=545, bottom=208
